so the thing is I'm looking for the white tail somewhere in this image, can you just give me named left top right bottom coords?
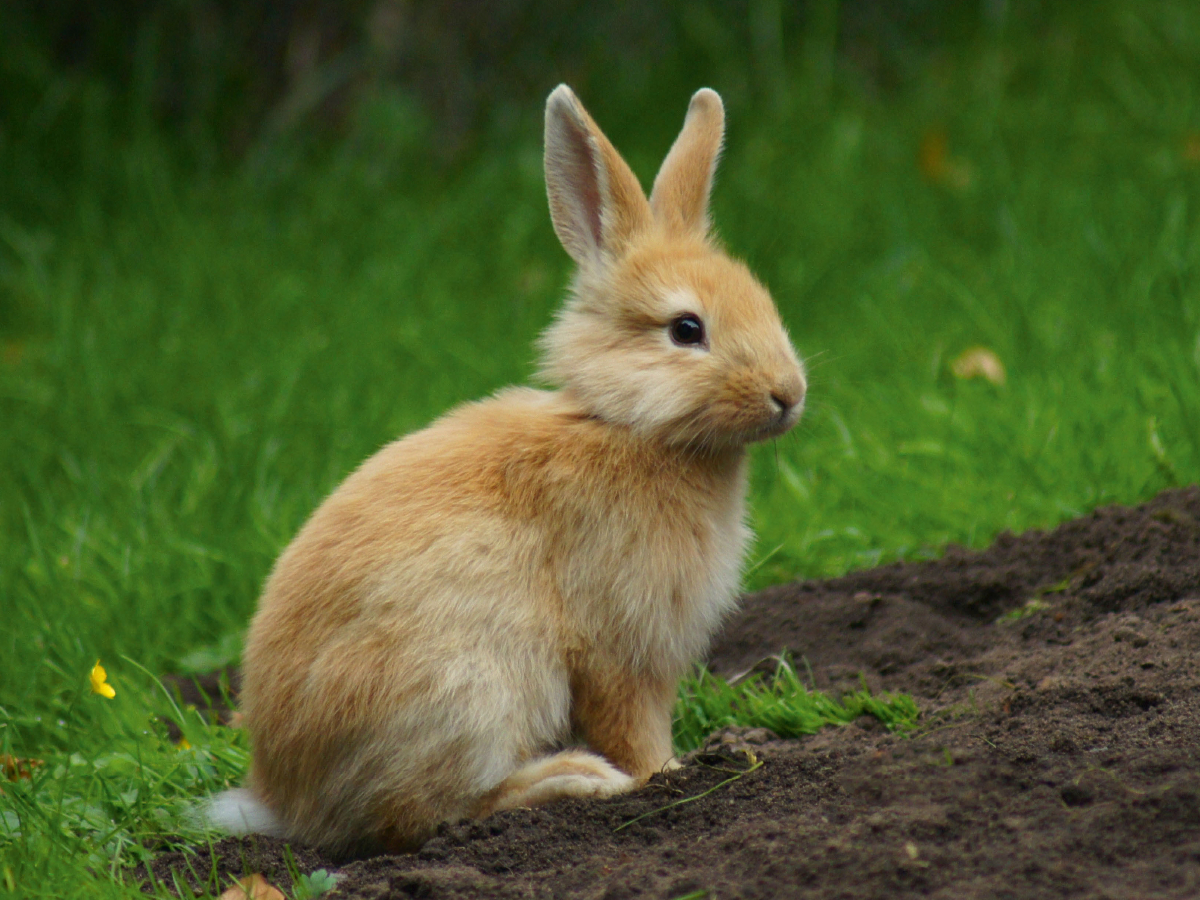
left=205, top=788, right=285, bottom=837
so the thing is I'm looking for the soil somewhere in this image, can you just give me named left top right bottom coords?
left=146, top=487, right=1200, bottom=899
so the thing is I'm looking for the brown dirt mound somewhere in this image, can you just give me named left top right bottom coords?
left=146, top=487, right=1200, bottom=899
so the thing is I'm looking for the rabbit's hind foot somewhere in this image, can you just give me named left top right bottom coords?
left=477, top=749, right=637, bottom=816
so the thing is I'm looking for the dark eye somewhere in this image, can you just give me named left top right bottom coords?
left=670, top=314, right=706, bottom=347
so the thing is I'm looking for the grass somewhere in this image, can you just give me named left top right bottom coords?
left=0, top=670, right=248, bottom=897
left=673, top=658, right=919, bottom=753
left=3, top=1, right=1200, bottom=895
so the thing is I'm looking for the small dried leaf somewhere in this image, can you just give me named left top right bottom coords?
left=918, top=129, right=973, bottom=190
left=0, top=341, right=24, bottom=367
left=951, top=347, right=1007, bottom=386
left=1, top=755, right=44, bottom=781
left=219, top=873, right=285, bottom=900
left=1184, top=134, right=1200, bottom=164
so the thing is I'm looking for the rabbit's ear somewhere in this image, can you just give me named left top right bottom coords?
left=649, top=89, right=725, bottom=236
left=545, top=85, right=651, bottom=264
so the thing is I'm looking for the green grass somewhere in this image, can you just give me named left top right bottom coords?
left=673, top=659, right=919, bottom=753
left=4, top=1, right=1200, bottom=895
left=0, top=668, right=248, bottom=897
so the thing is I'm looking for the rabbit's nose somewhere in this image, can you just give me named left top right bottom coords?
left=770, top=372, right=806, bottom=415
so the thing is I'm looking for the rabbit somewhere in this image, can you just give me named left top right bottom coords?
left=207, top=84, right=806, bottom=856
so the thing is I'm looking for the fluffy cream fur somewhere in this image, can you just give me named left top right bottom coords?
left=213, top=85, right=807, bottom=856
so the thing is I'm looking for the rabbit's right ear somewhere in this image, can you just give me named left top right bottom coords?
left=544, top=85, right=651, bottom=265
left=649, top=89, right=725, bottom=236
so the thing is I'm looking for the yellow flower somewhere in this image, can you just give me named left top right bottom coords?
left=89, top=661, right=115, bottom=699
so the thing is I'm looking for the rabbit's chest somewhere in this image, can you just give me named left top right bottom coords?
left=554, top=465, right=750, bottom=674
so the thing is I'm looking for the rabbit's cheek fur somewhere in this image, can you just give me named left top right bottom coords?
left=679, top=375, right=782, bottom=445
left=554, top=329, right=703, bottom=440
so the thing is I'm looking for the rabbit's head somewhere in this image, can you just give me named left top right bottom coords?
left=537, top=86, right=805, bottom=451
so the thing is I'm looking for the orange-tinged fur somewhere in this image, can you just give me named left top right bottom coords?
left=219, top=85, right=806, bottom=856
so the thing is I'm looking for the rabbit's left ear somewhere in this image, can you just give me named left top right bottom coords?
left=649, top=89, right=725, bottom=236
left=545, top=85, right=652, bottom=265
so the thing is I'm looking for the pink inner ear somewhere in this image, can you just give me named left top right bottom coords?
left=560, top=121, right=604, bottom=250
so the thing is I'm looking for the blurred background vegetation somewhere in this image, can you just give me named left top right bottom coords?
left=1, top=0, right=1198, bottom=677
left=3, top=2, right=989, bottom=133
left=1, top=0, right=1025, bottom=215
left=4, top=0, right=1200, bottom=605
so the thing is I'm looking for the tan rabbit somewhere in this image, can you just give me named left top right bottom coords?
left=208, top=84, right=806, bottom=856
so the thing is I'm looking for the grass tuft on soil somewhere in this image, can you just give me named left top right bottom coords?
left=674, top=659, right=919, bottom=752
left=0, top=668, right=247, bottom=898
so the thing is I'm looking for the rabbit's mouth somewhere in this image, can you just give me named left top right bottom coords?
left=747, top=398, right=804, bottom=442
left=668, top=393, right=804, bottom=449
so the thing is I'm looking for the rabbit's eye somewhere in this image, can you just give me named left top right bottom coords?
left=670, top=314, right=706, bottom=347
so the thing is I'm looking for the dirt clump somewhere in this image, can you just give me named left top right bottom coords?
left=146, top=487, right=1200, bottom=898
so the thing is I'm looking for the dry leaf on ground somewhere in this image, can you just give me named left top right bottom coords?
left=918, top=129, right=973, bottom=190
left=951, top=346, right=1006, bottom=385
left=1, top=755, right=43, bottom=780
left=218, top=873, right=285, bottom=900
